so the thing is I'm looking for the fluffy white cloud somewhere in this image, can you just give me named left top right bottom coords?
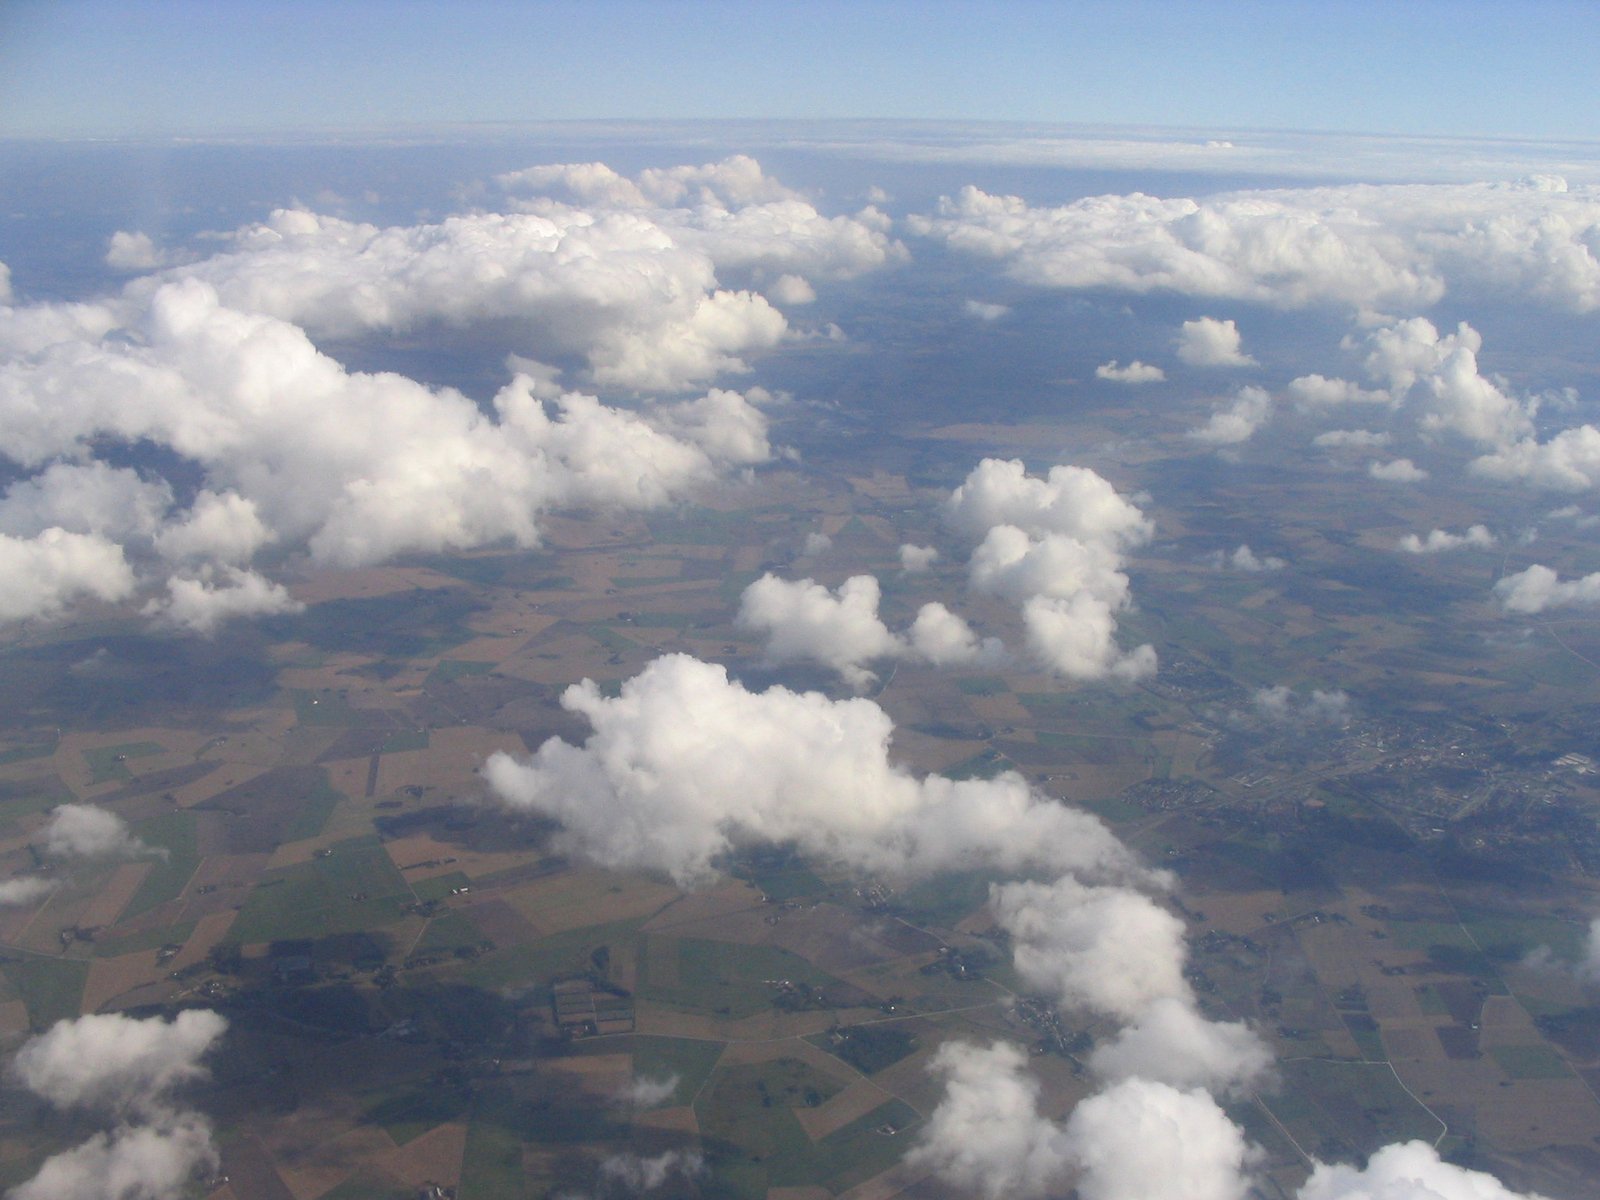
left=1397, top=525, right=1495, bottom=553
left=736, top=574, right=903, bottom=688
left=483, top=654, right=1146, bottom=888
left=152, top=491, right=273, bottom=565
left=105, top=231, right=172, bottom=272
left=0, top=529, right=136, bottom=623
left=0, top=279, right=770, bottom=628
left=1472, top=424, right=1600, bottom=491
left=164, top=155, right=897, bottom=393
left=0, top=463, right=172, bottom=542
left=1306, top=319, right=1534, bottom=448
left=909, top=177, right=1600, bottom=313
left=9, top=1112, right=219, bottom=1200
left=1190, top=386, right=1272, bottom=445
left=1288, top=375, right=1393, bottom=409
left=801, top=531, right=832, bottom=556
left=947, top=459, right=1155, bottom=681
left=908, top=1041, right=1074, bottom=1200
left=1253, top=686, right=1351, bottom=728
left=1088, top=997, right=1273, bottom=1094
left=1096, top=360, right=1166, bottom=383
left=13, top=1010, right=227, bottom=1115
left=1494, top=564, right=1600, bottom=613
left=1064, top=1078, right=1256, bottom=1200
left=615, top=1073, right=679, bottom=1109
left=143, top=568, right=305, bottom=636
left=597, top=1150, right=704, bottom=1193
left=908, top=601, right=1005, bottom=667
left=40, top=804, right=161, bottom=863
left=970, top=525, right=1132, bottom=607
left=945, top=459, right=1152, bottom=545
left=9, top=1012, right=227, bottom=1200
left=0, top=876, right=57, bottom=906
left=912, top=1046, right=1258, bottom=1200
left=990, top=876, right=1188, bottom=1018
left=1370, top=458, right=1429, bottom=482
left=898, top=543, right=939, bottom=573
left=1298, top=1140, right=1551, bottom=1200
left=1207, top=544, right=1285, bottom=572
left=1178, top=318, right=1256, bottom=368
left=1023, top=594, right=1157, bottom=682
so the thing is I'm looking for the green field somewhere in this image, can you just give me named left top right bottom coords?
left=122, top=810, right=199, bottom=919
left=230, top=836, right=414, bottom=943
left=639, top=936, right=846, bottom=1020
left=1489, top=1044, right=1573, bottom=1079
left=83, top=740, right=164, bottom=784
left=0, top=955, right=88, bottom=1028
left=631, top=1035, right=727, bottom=1106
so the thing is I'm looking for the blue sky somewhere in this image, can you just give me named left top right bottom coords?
left=1, top=0, right=1598, bottom=142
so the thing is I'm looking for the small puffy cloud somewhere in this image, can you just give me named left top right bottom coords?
left=801, top=531, right=832, bottom=556
left=1313, top=429, right=1391, bottom=449
left=597, top=1150, right=704, bottom=1193
left=143, top=568, right=305, bottom=636
left=768, top=274, right=816, bottom=305
left=105, top=231, right=171, bottom=272
left=970, top=525, right=1132, bottom=607
left=907, top=1041, right=1073, bottom=1200
left=737, top=574, right=902, bottom=688
left=945, top=459, right=1152, bottom=546
left=1396, top=525, right=1495, bottom=554
left=898, top=543, right=939, bottom=573
left=1287, top=374, right=1392, bottom=409
left=1178, top=318, right=1256, bottom=368
left=1253, top=686, right=1351, bottom=729
left=1358, top=318, right=1534, bottom=447
left=990, top=876, right=1188, bottom=1019
left=1190, top=386, right=1272, bottom=445
left=8, top=1112, right=219, bottom=1200
left=947, top=459, right=1154, bottom=681
left=13, top=1010, right=227, bottom=1115
left=1087, top=997, right=1272, bottom=1095
left=40, top=804, right=161, bottom=863
left=1064, top=1078, right=1256, bottom=1200
left=1493, top=564, right=1600, bottom=613
left=0, top=876, right=56, bottom=906
left=1472, top=424, right=1600, bottom=491
left=1369, top=458, right=1429, bottom=482
left=1096, top=360, right=1166, bottom=383
left=1207, top=544, right=1284, bottom=572
left=615, top=1073, right=679, bottom=1108
left=483, top=654, right=1146, bottom=888
left=964, top=299, right=1010, bottom=321
left=0, top=463, right=172, bottom=542
left=0, top=529, right=135, bottom=624
left=1298, top=1140, right=1552, bottom=1200
left=908, top=601, right=1005, bottom=667
left=152, top=491, right=273, bottom=565
left=1023, top=593, right=1157, bottom=682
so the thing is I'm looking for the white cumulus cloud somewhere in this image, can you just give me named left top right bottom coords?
left=1096, top=360, right=1166, bottom=383
left=483, top=654, right=1147, bottom=889
left=1178, top=318, right=1256, bottom=368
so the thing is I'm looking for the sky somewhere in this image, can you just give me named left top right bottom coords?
left=3, top=0, right=1600, bottom=142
